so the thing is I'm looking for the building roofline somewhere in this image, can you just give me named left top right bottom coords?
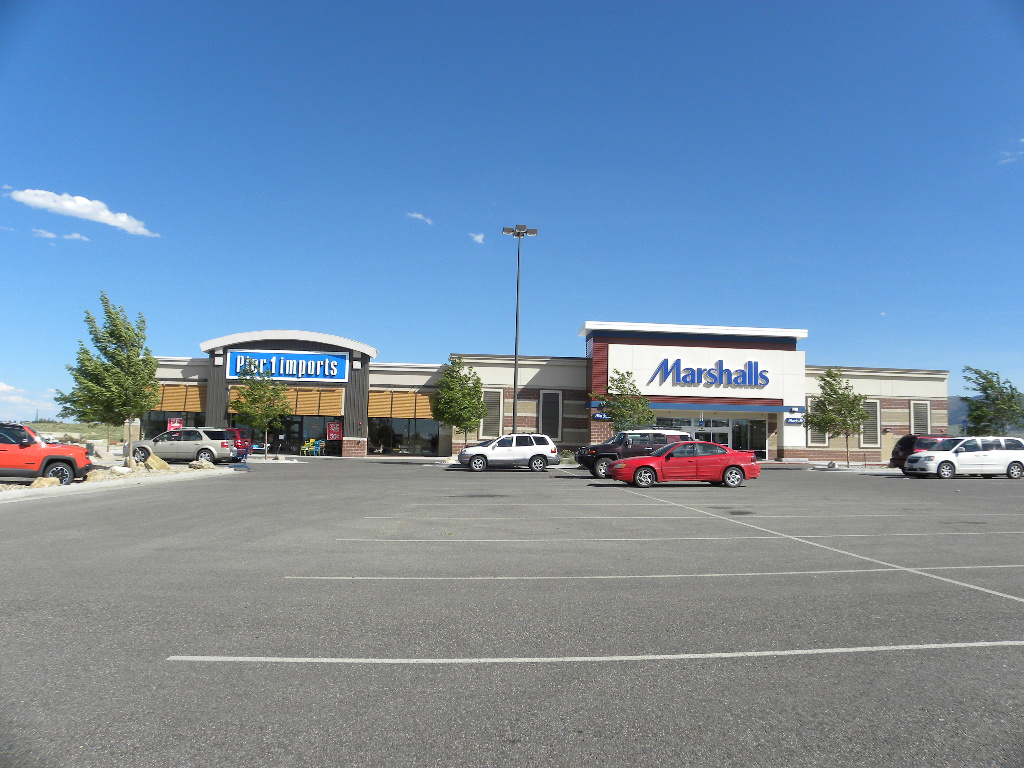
left=578, top=321, right=808, bottom=340
left=199, top=330, right=378, bottom=358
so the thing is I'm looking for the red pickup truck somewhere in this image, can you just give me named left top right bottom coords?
left=0, top=423, right=94, bottom=484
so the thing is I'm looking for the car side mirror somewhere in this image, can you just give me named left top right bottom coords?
left=20, top=438, right=32, bottom=447
left=626, top=438, right=633, bottom=446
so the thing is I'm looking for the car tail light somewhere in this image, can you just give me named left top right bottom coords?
left=550, top=447, right=557, bottom=454
left=221, top=441, right=230, bottom=448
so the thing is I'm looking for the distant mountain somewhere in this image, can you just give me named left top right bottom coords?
left=947, top=395, right=1024, bottom=436
left=947, top=396, right=970, bottom=431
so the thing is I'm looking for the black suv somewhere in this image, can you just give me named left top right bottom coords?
left=576, top=429, right=692, bottom=479
left=889, top=434, right=949, bottom=472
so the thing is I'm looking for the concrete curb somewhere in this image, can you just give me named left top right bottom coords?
left=0, top=467, right=239, bottom=505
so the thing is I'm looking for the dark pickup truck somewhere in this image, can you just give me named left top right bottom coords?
left=576, top=429, right=692, bottom=479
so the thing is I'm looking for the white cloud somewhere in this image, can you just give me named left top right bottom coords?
left=32, top=228, right=56, bottom=238
left=469, top=233, right=485, bottom=244
left=406, top=212, right=433, bottom=225
left=0, top=383, right=56, bottom=421
left=8, top=188, right=159, bottom=237
left=63, top=233, right=89, bottom=241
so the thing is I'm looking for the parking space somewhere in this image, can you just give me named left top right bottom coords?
left=1, top=461, right=1023, bottom=766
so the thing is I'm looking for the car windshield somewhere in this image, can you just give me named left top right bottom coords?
left=650, top=442, right=681, bottom=457
left=475, top=439, right=496, bottom=447
left=933, top=438, right=964, bottom=452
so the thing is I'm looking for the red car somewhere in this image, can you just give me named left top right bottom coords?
left=606, top=441, right=761, bottom=488
left=224, top=428, right=252, bottom=459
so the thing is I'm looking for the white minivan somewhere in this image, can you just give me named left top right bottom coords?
left=459, top=433, right=561, bottom=472
left=903, top=436, right=1024, bottom=479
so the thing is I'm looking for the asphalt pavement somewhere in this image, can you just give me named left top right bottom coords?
left=1, top=459, right=1022, bottom=767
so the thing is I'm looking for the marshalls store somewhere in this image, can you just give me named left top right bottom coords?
left=147, top=321, right=948, bottom=462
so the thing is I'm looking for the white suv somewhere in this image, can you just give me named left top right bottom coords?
left=459, top=434, right=561, bottom=472
left=903, top=436, right=1024, bottom=479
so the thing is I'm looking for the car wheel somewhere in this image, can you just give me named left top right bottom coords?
left=592, top=458, right=612, bottom=479
left=528, top=455, right=547, bottom=472
left=132, top=446, right=150, bottom=463
left=632, top=466, right=657, bottom=488
left=469, top=455, right=487, bottom=472
left=196, top=448, right=215, bottom=463
left=44, top=461, right=74, bottom=485
left=722, top=466, right=745, bottom=488
left=1008, top=462, right=1024, bottom=480
left=936, top=461, right=956, bottom=480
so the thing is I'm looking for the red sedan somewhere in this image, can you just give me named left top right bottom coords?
left=606, top=441, right=761, bottom=488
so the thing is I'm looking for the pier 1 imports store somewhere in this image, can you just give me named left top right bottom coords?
left=148, top=331, right=377, bottom=456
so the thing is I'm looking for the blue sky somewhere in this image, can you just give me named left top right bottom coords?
left=2, top=0, right=1023, bottom=420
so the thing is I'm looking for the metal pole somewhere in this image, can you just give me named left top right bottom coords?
left=512, top=236, right=521, bottom=434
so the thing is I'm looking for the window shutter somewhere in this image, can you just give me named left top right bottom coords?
left=860, top=401, right=880, bottom=448
left=480, top=390, right=503, bottom=437
left=539, top=391, right=562, bottom=440
left=911, top=402, right=930, bottom=434
left=806, top=397, right=828, bottom=446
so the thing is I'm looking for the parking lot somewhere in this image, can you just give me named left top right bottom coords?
left=1, top=460, right=1022, bottom=767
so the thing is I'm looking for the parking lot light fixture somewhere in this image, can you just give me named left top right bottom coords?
left=502, top=224, right=537, bottom=434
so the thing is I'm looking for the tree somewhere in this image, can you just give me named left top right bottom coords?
left=962, top=366, right=1024, bottom=435
left=228, top=366, right=293, bottom=454
left=431, top=355, right=488, bottom=449
left=804, top=367, right=869, bottom=467
left=590, top=369, right=655, bottom=431
left=54, top=292, right=159, bottom=452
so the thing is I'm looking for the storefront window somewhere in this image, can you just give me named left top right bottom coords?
left=731, top=419, right=768, bottom=460
left=142, top=412, right=205, bottom=438
left=369, top=417, right=440, bottom=455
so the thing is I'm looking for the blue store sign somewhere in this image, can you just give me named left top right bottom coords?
left=226, top=349, right=349, bottom=383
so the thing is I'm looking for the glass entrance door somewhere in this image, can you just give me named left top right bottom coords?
left=695, top=428, right=730, bottom=446
left=695, top=419, right=731, bottom=447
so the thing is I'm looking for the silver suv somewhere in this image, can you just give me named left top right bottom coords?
left=459, top=434, right=561, bottom=472
left=130, top=428, right=237, bottom=464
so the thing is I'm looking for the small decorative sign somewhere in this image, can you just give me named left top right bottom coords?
left=593, top=413, right=611, bottom=420
left=167, top=418, right=183, bottom=431
left=785, top=417, right=804, bottom=424
left=327, top=422, right=342, bottom=440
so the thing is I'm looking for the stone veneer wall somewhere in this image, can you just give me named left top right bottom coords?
left=342, top=437, right=368, bottom=458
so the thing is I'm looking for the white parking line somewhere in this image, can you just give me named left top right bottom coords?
left=365, top=512, right=1024, bottom=519
left=284, top=564, right=1024, bottom=581
left=167, top=640, right=1024, bottom=665
left=287, top=568, right=898, bottom=580
left=336, top=531, right=1024, bottom=542
left=623, top=490, right=1024, bottom=604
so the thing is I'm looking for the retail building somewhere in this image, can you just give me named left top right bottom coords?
left=148, top=322, right=948, bottom=462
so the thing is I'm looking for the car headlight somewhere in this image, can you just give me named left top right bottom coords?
left=918, top=455, right=934, bottom=461
left=612, top=463, right=625, bottom=469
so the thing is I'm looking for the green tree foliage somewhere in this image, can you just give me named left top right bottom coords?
left=590, top=369, right=655, bottom=431
left=54, top=292, right=159, bottom=434
left=431, top=355, right=488, bottom=447
left=962, top=366, right=1024, bottom=435
left=804, top=367, right=869, bottom=466
left=229, top=366, right=293, bottom=451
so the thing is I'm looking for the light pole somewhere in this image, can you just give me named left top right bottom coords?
left=502, top=224, right=537, bottom=434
